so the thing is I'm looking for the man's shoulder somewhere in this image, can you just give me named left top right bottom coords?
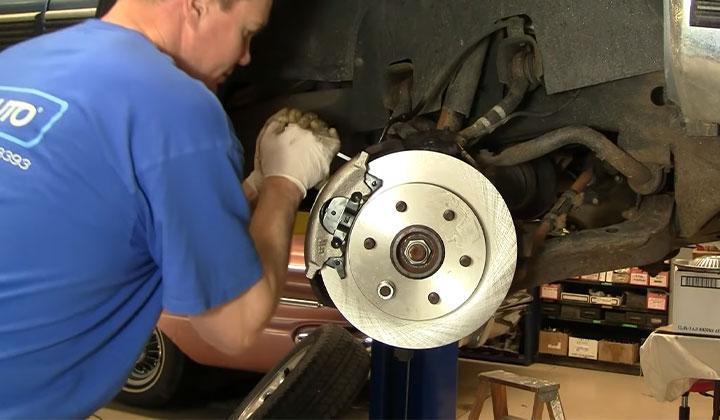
left=44, top=21, right=228, bottom=135
left=0, top=20, right=205, bottom=101
left=0, top=21, right=233, bottom=158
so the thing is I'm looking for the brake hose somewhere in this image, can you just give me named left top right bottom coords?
left=378, top=20, right=510, bottom=143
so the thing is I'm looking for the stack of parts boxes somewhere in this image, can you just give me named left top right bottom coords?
left=537, top=264, right=671, bottom=368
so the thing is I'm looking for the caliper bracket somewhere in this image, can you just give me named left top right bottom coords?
left=305, top=152, right=382, bottom=280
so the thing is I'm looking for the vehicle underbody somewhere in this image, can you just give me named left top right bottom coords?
left=224, top=0, right=720, bottom=296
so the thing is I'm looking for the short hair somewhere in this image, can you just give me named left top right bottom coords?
left=133, top=0, right=241, bottom=11
left=123, top=0, right=243, bottom=12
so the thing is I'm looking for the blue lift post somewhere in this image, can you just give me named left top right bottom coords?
left=369, top=341, right=459, bottom=419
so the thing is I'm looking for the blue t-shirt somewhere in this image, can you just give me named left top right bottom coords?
left=0, top=20, right=262, bottom=417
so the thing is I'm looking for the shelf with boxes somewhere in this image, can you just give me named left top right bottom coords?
left=558, top=277, right=666, bottom=292
left=543, top=311, right=666, bottom=332
left=537, top=326, right=644, bottom=375
left=540, top=269, right=670, bottom=315
left=575, top=267, right=670, bottom=288
left=536, top=266, right=670, bottom=375
left=537, top=353, right=642, bottom=376
left=542, top=300, right=668, bottom=325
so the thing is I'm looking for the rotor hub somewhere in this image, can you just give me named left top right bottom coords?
left=346, top=183, right=488, bottom=322
left=393, top=226, right=444, bottom=278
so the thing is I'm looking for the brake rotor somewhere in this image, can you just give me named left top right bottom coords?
left=305, top=150, right=516, bottom=349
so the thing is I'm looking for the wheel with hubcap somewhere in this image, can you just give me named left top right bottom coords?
left=116, top=328, right=188, bottom=408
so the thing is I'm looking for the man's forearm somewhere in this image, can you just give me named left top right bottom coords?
left=188, top=177, right=302, bottom=355
left=249, top=177, right=303, bottom=300
left=188, top=108, right=338, bottom=355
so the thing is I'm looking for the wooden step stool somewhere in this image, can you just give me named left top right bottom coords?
left=468, top=370, right=566, bottom=420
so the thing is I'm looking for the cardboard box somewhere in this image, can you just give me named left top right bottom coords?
left=692, top=246, right=720, bottom=260
left=646, top=314, right=668, bottom=328
left=568, top=337, right=599, bottom=360
left=672, top=260, right=720, bottom=336
left=579, top=272, right=613, bottom=282
left=560, top=305, right=601, bottom=320
left=598, top=271, right=613, bottom=283
left=624, top=291, right=646, bottom=309
left=647, top=291, right=668, bottom=311
left=610, top=268, right=631, bottom=284
left=626, top=312, right=646, bottom=325
left=630, top=268, right=649, bottom=285
left=590, top=295, right=622, bottom=306
left=598, top=340, right=639, bottom=365
left=649, top=271, right=669, bottom=288
left=579, top=273, right=601, bottom=281
left=541, top=303, right=560, bottom=317
left=541, top=284, right=562, bottom=300
left=579, top=306, right=602, bottom=320
left=561, top=292, right=590, bottom=303
left=560, top=305, right=582, bottom=320
left=605, top=311, right=626, bottom=323
left=539, top=330, right=569, bottom=356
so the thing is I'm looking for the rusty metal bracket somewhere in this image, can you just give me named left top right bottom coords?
left=512, top=194, right=674, bottom=291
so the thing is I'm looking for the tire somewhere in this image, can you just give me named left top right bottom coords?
left=116, top=328, right=188, bottom=408
left=231, top=324, right=370, bottom=419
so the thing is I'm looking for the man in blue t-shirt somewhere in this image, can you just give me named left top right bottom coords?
left=0, top=0, right=340, bottom=417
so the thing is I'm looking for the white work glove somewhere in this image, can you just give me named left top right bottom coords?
left=253, top=109, right=340, bottom=197
left=244, top=109, right=291, bottom=195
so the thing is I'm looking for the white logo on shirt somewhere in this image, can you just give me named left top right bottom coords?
left=0, top=86, right=68, bottom=149
left=0, top=99, right=38, bottom=128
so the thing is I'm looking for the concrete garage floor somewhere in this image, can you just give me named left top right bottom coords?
left=96, top=360, right=713, bottom=419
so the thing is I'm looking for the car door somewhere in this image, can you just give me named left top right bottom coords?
left=0, top=0, right=97, bottom=51
left=44, top=0, right=98, bottom=33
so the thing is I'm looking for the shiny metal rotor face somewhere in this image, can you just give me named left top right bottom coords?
left=313, top=150, right=516, bottom=349
left=347, top=183, right=487, bottom=321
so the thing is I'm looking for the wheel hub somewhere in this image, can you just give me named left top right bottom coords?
left=123, top=328, right=165, bottom=393
left=392, top=225, right=444, bottom=279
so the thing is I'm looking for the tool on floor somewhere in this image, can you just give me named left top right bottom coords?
left=468, top=369, right=566, bottom=420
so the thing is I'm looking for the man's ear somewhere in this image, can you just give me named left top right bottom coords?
left=183, top=0, right=209, bottom=29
